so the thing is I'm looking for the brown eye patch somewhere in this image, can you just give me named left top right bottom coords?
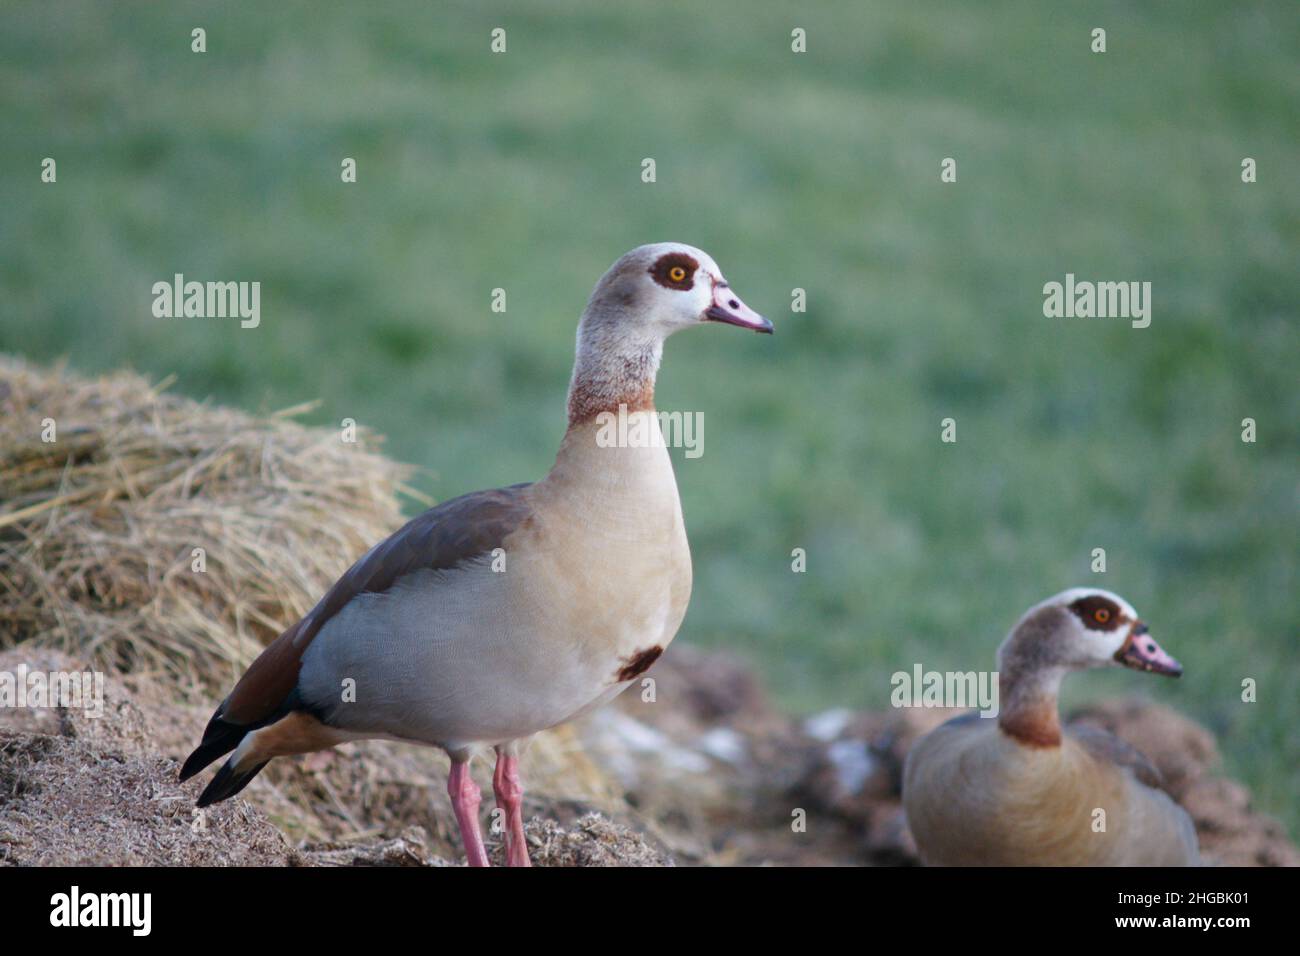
left=1068, top=595, right=1123, bottom=631
left=650, top=253, right=698, bottom=291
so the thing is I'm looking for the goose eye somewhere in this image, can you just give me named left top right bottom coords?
left=668, top=266, right=687, bottom=282
left=1095, top=608, right=1111, bottom=623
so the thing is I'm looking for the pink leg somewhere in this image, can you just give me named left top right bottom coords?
left=447, top=758, right=489, bottom=867
left=493, top=748, right=531, bottom=867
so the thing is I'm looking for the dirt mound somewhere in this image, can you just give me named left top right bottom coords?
left=4, top=641, right=1294, bottom=867
left=0, top=647, right=664, bottom=866
left=489, top=815, right=672, bottom=867
left=581, top=647, right=1299, bottom=867
left=296, top=815, right=667, bottom=867
left=0, top=650, right=294, bottom=865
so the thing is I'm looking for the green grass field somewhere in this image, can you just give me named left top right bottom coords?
left=2, top=1, right=1296, bottom=833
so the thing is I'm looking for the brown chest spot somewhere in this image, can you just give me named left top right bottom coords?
left=615, top=645, right=663, bottom=682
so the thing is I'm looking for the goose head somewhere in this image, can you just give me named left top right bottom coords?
left=581, top=242, right=772, bottom=341
left=998, top=587, right=1182, bottom=678
left=566, top=243, right=771, bottom=426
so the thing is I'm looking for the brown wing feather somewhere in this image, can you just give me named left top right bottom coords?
left=1069, top=722, right=1166, bottom=791
left=221, top=483, right=534, bottom=726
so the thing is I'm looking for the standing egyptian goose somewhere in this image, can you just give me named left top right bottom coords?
left=902, top=588, right=1200, bottom=866
left=180, top=243, right=772, bottom=866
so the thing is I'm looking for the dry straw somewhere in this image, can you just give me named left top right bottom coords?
left=0, top=355, right=418, bottom=693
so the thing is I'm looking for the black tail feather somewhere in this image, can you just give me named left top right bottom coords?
left=196, top=758, right=270, bottom=808
left=179, top=712, right=248, bottom=782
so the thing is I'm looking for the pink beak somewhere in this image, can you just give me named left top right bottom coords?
left=704, top=282, right=773, bottom=334
left=1114, top=623, right=1183, bottom=677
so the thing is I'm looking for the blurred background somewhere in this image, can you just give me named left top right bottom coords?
left=1, top=1, right=1296, bottom=833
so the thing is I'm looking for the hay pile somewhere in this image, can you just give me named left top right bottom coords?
left=0, top=355, right=414, bottom=690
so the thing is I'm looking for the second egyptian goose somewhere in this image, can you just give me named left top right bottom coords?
left=902, top=588, right=1200, bottom=866
left=179, top=243, right=772, bottom=865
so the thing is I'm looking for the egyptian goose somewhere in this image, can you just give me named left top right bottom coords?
left=179, top=243, right=772, bottom=866
left=902, top=588, right=1200, bottom=866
